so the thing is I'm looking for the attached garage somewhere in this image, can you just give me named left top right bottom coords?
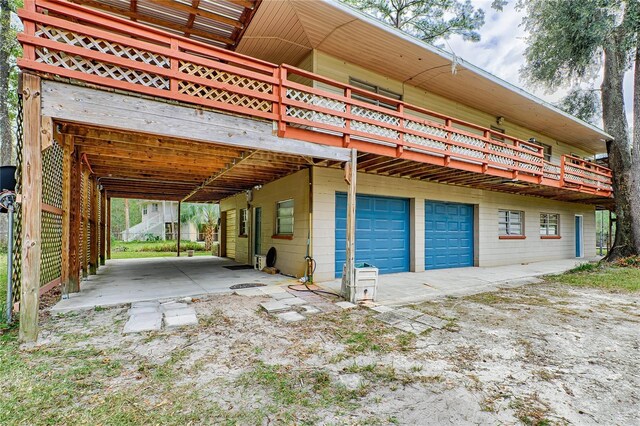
left=335, top=193, right=410, bottom=277
left=425, top=201, right=474, bottom=270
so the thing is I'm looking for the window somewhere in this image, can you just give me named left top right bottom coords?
left=490, top=125, right=506, bottom=142
left=528, top=139, right=552, bottom=162
left=239, top=208, right=248, bottom=236
left=276, top=199, right=294, bottom=235
left=540, top=213, right=560, bottom=237
left=499, top=210, right=524, bottom=236
left=142, top=206, right=148, bottom=215
left=349, top=77, right=402, bottom=110
left=152, top=203, right=159, bottom=213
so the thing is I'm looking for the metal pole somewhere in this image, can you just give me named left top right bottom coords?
left=6, top=202, right=14, bottom=323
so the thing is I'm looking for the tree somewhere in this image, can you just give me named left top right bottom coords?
left=0, top=0, right=22, bottom=166
left=519, top=0, right=640, bottom=259
left=557, top=88, right=602, bottom=126
left=180, top=203, right=219, bottom=250
left=342, top=0, right=494, bottom=43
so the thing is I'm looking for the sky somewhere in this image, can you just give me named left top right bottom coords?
left=444, top=1, right=634, bottom=128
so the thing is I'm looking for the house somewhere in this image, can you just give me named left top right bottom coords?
left=14, top=0, right=614, bottom=337
left=120, top=201, right=198, bottom=242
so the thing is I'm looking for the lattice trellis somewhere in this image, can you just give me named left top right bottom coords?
left=565, top=165, right=613, bottom=190
left=450, top=132, right=485, bottom=160
left=11, top=95, right=23, bottom=304
left=40, top=142, right=64, bottom=287
left=544, top=162, right=561, bottom=180
left=79, top=170, right=85, bottom=275
left=179, top=61, right=272, bottom=112
left=405, top=119, right=448, bottom=151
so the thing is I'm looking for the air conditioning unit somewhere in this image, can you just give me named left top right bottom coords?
left=254, top=255, right=267, bottom=270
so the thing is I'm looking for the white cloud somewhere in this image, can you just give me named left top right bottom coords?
left=445, top=1, right=634, bottom=127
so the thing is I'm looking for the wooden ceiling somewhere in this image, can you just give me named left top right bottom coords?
left=69, top=0, right=261, bottom=49
left=61, top=123, right=310, bottom=202
left=236, top=0, right=611, bottom=154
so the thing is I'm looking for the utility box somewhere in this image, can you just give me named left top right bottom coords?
left=341, top=262, right=378, bottom=302
left=254, top=255, right=267, bottom=270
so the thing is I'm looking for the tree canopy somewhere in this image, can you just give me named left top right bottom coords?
left=342, top=0, right=498, bottom=43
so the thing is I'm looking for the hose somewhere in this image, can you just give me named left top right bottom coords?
left=287, top=256, right=341, bottom=298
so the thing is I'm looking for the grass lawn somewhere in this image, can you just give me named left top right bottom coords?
left=110, top=240, right=218, bottom=260
left=552, top=263, right=640, bottom=292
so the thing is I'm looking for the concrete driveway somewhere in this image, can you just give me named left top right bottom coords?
left=52, top=256, right=295, bottom=312
left=321, top=258, right=600, bottom=305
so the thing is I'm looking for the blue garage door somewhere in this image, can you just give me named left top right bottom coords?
left=425, top=201, right=474, bottom=270
left=335, top=193, right=410, bottom=278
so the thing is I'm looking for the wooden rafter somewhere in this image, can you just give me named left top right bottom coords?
left=185, top=0, right=202, bottom=38
left=183, top=151, right=257, bottom=202
left=145, top=0, right=242, bottom=29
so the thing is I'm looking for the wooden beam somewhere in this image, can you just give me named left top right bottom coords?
left=183, top=151, right=256, bottom=201
left=106, top=197, right=111, bottom=260
left=343, top=149, right=357, bottom=303
left=68, top=148, right=81, bottom=292
left=19, top=73, right=43, bottom=343
left=100, top=189, right=106, bottom=266
left=90, top=176, right=99, bottom=274
left=146, top=0, right=242, bottom=29
left=177, top=201, right=181, bottom=257
left=42, top=81, right=351, bottom=162
left=60, top=135, right=73, bottom=294
left=82, top=167, right=89, bottom=278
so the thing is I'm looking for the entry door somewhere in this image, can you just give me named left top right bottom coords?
left=226, top=210, right=236, bottom=259
left=254, top=207, right=262, bottom=255
left=425, top=201, right=474, bottom=270
left=335, top=193, right=410, bottom=277
left=575, top=215, right=584, bottom=258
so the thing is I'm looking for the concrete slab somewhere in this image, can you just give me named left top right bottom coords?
left=260, top=300, right=290, bottom=313
left=259, top=286, right=288, bottom=295
left=160, top=302, right=189, bottom=312
left=131, top=301, right=160, bottom=309
left=123, top=312, right=162, bottom=334
left=393, top=320, right=430, bottom=335
left=319, top=258, right=601, bottom=306
left=127, top=306, right=158, bottom=316
left=281, top=297, right=307, bottom=306
left=374, top=311, right=408, bottom=326
left=234, top=288, right=266, bottom=297
left=163, top=307, right=197, bottom=318
left=271, top=292, right=296, bottom=300
left=276, top=311, right=305, bottom=322
left=395, top=308, right=423, bottom=320
left=300, top=305, right=321, bottom=314
left=414, top=314, right=448, bottom=329
left=335, top=301, right=357, bottom=310
left=51, top=257, right=297, bottom=312
left=164, top=313, right=198, bottom=328
left=369, top=305, right=394, bottom=313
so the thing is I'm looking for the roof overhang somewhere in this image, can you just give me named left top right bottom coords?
left=236, top=0, right=612, bottom=153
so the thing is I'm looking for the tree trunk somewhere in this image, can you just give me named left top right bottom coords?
left=124, top=198, right=130, bottom=241
left=602, top=37, right=639, bottom=260
left=0, top=0, right=13, bottom=165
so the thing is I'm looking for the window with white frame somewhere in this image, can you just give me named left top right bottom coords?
left=276, top=199, right=294, bottom=235
left=498, top=210, right=524, bottom=236
left=528, top=139, right=552, bottom=162
left=349, top=77, right=402, bottom=110
left=142, top=206, right=148, bottom=215
left=540, top=213, right=559, bottom=236
left=152, top=203, right=159, bottom=213
left=239, top=208, right=248, bottom=236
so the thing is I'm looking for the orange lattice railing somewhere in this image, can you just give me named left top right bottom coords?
left=17, top=0, right=613, bottom=198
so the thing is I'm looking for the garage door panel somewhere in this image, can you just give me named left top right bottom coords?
left=425, top=201, right=474, bottom=270
left=336, top=193, right=410, bottom=277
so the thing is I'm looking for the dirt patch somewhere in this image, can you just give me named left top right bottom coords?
left=11, top=282, right=640, bottom=425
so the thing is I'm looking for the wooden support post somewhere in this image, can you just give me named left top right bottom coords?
left=90, top=176, right=99, bottom=274
left=100, top=189, right=106, bottom=266
left=106, top=197, right=111, bottom=260
left=60, top=134, right=73, bottom=293
left=19, top=73, right=43, bottom=342
left=68, top=148, right=81, bottom=292
left=82, top=166, right=89, bottom=278
left=177, top=201, right=181, bottom=257
left=342, top=149, right=357, bottom=303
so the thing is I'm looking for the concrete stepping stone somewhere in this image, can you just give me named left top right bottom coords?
left=281, top=297, right=306, bottom=306
left=160, top=302, right=189, bottom=312
left=164, top=307, right=196, bottom=318
left=276, top=311, right=305, bottom=322
left=271, top=292, right=296, bottom=300
left=123, top=312, right=162, bottom=334
left=335, top=301, right=357, bottom=310
left=370, top=305, right=394, bottom=313
left=131, top=301, right=160, bottom=309
left=234, top=288, right=265, bottom=297
left=393, top=320, right=430, bottom=335
left=260, top=286, right=288, bottom=295
left=260, top=300, right=290, bottom=313
left=164, top=313, right=198, bottom=328
left=300, top=305, right=321, bottom=314
left=128, top=306, right=159, bottom=316
left=395, top=307, right=422, bottom=320
left=414, top=314, right=448, bottom=329
left=375, top=310, right=409, bottom=326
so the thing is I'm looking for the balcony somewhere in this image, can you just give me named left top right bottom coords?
left=18, top=0, right=613, bottom=201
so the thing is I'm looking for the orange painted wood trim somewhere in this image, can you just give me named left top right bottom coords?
left=498, top=235, right=527, bottom=240
left=540, top=235, right=561, bottom=240
left=272, top=234, right=294, bottom=240
left=41, top=202, right=63, bottom=216
left=39, top=276, right=61, bottom=295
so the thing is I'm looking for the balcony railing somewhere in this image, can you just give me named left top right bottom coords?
left=18, top=0, right=613, bottom=197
